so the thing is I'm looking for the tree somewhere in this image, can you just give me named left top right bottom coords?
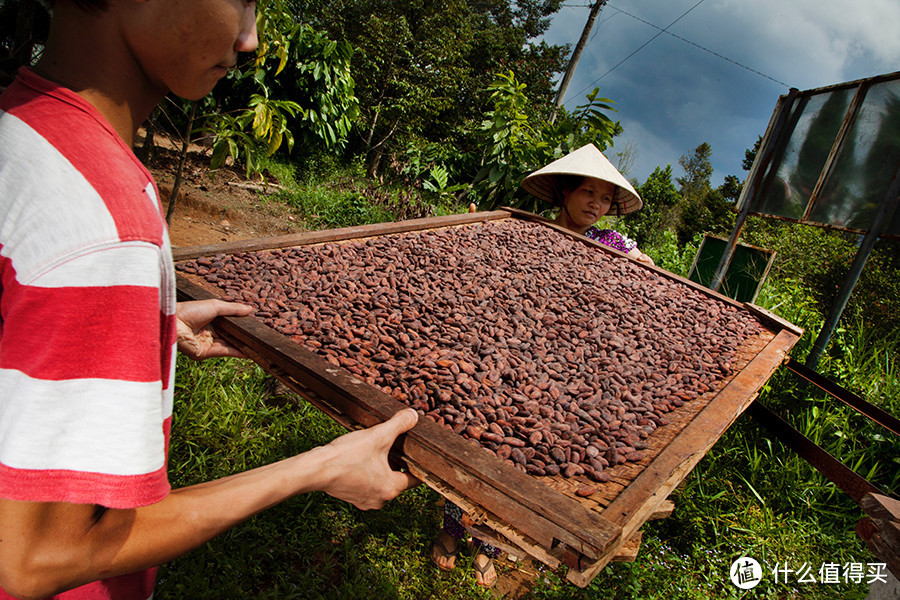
left=720, top=174, right=743, bottom=203
left=200, top=0, right=357, bottom=176
left=675, top=143, right=714, bottom=244
left=625, top=164, right=680, bottom=248
left=300, top=0, right=569, bottom=177
left=671, top=142, right=740, bottom=244
left=467, top=71, right=620, bottom=212
left=742, top=135, right=762, bottom=171
left=612, top=140, right=637, bottom=178
left=677, top=142, right=713, bottom=198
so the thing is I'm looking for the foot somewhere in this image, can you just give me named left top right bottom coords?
left=473, top=552, right=497, bottom=588
left=430, top=531, right=460, bottom=571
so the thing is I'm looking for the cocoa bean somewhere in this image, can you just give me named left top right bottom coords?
left=549, top=447, right=566, bottom=464
left=510, top=448, right=527, bottom=465
left=574, top=485, right=597, bottom=497
left=563, top=463, right=584, bottom=478
left=587, top=469, right=610, bottom=483
left=480, top=431, right=503, bottom=444
left=177, top=218, right=765, bottom=481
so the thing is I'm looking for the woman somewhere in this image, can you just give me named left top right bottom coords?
left=522, top=143, right=654, bottom=265
left=430, top=503, right=499, bottom=587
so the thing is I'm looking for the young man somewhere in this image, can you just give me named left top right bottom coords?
left=0, top=1, right=418, bottom=598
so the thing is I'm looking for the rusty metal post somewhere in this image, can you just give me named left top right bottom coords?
left=747, top=402, right=881, bottom=503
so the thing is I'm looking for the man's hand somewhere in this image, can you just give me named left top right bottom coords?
left=176, top=300, right=254, bottom=360
left=318, top=409, right=420, bottom=510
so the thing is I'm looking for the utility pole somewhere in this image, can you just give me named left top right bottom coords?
left=550, top=0, right=608, bottom=124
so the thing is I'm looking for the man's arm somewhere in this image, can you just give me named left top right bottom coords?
left=0, top=409, right=418, bottom=600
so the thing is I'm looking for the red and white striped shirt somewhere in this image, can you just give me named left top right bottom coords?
left=0, top=68, right=177, bottom=599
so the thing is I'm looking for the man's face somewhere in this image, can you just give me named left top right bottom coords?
left=125, top=0, right=258, bottom=100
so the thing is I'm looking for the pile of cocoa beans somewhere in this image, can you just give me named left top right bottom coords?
left=177, top=219, right=767, bottom=482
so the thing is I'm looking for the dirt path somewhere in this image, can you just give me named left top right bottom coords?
left=146, top=134, right=307, bottom=248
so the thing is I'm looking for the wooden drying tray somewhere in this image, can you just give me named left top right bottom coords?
left=173, top=208, right=803, bottom=587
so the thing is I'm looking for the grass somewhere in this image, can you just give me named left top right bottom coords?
left=157, top=358, right=502, bottom=599
left=157, top=167, right=897, bottom=598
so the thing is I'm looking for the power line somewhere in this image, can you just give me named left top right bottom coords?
left=566, top=0, right=707, bottom=102
left=561, top=0, right=791, bottom=104
left=606, top=4, right=792, bottom=89
left=589, top=10, right=621, bottom=44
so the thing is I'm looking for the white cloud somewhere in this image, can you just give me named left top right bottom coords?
left=702, top=0, right=900, bottom=86
left=614, top=118, right=682, bottom=182
left=539, top=0, right=900, bottom=188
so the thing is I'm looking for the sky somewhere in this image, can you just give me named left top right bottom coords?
left=540, top=0, right=900, bottom=188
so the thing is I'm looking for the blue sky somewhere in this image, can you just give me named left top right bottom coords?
left=541, top=0, right=900, bottom=187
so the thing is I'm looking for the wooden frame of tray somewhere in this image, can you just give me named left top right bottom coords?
left=173, top=208, right=802, bottom=586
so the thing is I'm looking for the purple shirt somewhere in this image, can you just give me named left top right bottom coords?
left=584, top=227, right=638, bottom=253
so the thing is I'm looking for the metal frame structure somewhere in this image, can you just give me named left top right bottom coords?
left=710, top=71, right=900, bottom=369
left=749, top=361, right=899, bottom=577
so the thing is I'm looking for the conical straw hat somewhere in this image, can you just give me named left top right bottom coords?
left=521, top=144, right=642, bottom=214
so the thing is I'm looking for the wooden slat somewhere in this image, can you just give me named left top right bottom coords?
left=403, top=427, right=618, bottom=559
left=648, top=500, right=675, bottom=521
left=862, top=493, right=900, bottom=524
left=857, top=518, right=900, bottom=579
left=748, top=402, right=882, bottom=504
left=426, top=474, right=563, bottom=568
left=786, top=361, right=900, bottom=436
left=565, top=329, right=800, bottom=587
left=463, top=522, right=549, bottom=562
left=611, top=531, right=643, bottom=562
left=172, top=210, right=511, bottom=260
left=744, top=304, right=805, bottom=338
left=861, top=493, right=900, bottom=560
left=177, top=276, right=621, bottom=560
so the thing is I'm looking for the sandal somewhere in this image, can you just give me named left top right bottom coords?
left=473, top=553, right=497, bottom=588
left=430, top=533, right=461, bottom=572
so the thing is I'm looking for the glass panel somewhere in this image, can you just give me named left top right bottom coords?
left=688, top=236, right=775, bottom=303
left=888, top=198, right=900, bottom=237
left=753, top=89, right=853, bottom=219
left=811, top=79, right=900, bottom=231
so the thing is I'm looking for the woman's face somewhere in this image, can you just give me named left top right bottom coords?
left=561, top=177, right=616, bottom=229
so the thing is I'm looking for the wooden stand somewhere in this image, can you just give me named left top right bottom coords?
left=858, top=493, right=900, bottom=579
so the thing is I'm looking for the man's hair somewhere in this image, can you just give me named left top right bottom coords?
left=76, top=0, right=109, bottom=8
left=46, top=0, right=109, bottom=13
